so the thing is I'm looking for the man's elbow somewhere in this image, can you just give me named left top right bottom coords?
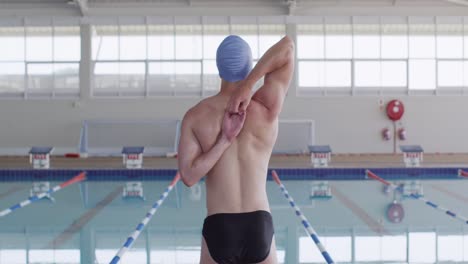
left=281, top=36, right=295, bottom=55
left=180, top=170, right=197, bottom=187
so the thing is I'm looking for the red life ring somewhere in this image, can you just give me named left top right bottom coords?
left=386, top=100, right=405, bottom=121
left=387, top=202, right=405, bottom=223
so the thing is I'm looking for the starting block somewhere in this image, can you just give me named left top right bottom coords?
left=401, top=180, right=424, bottom=198
left=30, top=181, right=54, bottom=202
left=123, top=181, right=145, bottom=201
left=29, top=147, right=53, bottom=169
left=310, top=181, right=332, bottom=200
left=400, top=145, right=423, bottom=167
left=122, top=147, right=144, bottom=169
left=308, top=145, right=332, bottom=167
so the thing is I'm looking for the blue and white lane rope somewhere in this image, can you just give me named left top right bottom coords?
left=366, top=170, right=468, bottom=225
left=272, top=170, right=335, bottom=264
left=110, top=173, right=181, bottom=264
left=0, top=172, right=86, bottom=218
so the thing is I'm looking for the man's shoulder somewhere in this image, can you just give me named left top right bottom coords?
left=183, top=97, right=218, bottom=123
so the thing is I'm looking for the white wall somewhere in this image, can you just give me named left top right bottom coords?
left=1, top=93, right=467, bottom=154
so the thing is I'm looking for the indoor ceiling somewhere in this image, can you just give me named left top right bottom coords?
left=0, top=0, right=467, bottom=17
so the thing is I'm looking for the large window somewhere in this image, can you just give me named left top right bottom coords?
left=4, top=15, right=468, bottom=99
left=355, top=235, right=407, bottom=262
left=92, top=21, right=284, bottom=97
left=297, top=16, right=468, bottom=96
left=0, top=21, right=80, bottom=99
left=299, top=236, right=352, bottom=263
left=299, top=230, right=468, bottom=263
left=409, top=232, right=436, bottom=263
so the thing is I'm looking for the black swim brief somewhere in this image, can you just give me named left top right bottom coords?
left=202, top=210, right=274, bottom=264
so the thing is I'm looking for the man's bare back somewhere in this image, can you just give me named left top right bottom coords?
left=178, top=35, right=294, bottom=264
left=187, top=91, right=277, bottom=215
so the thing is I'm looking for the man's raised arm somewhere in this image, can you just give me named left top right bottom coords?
left=227, top=36, right=295, bottom=118
left=177, top=110, right=245, bottom=187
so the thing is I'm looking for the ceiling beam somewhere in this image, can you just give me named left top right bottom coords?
left=75, top=0, right=88, bottom=16
left=284, top=0, right=296, bottom=15
left=444, top=0, right=468, bottom=6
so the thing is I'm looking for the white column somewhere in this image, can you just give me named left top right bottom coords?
left=80, top=23, right=92, bottom=99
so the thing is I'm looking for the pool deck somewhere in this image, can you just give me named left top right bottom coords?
left=1, top=153, right=468, bottom=169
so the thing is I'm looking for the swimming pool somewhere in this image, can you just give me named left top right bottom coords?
left=0, top=167, right=467, bottom=263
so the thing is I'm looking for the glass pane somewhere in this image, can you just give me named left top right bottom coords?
left=259, top=34, right=282, bottom=57
left=355, top=61, right=407, bottom=87
left=465, top=61, right=468, bottom=87
left=259, top=24, right=284, bottom=57
left=353, top=24, right=380, bottom=59
left=54, top=63, right=79, bottom=90
left=409, top=232, right=436, bottom=263
left=96, top=249, right=115, bottom=263
left=438, top=235, right=463, bottom=261
left=464, top=235, right=468, bottom=261
left=409, top=59, right=436, bottom=90
left=0, top=62, right=25, bottom=93
left=355, top=61, right=380, bottom=87
left=92, top=26, right=119, bottom=60
left=175, top=61, right=201, bottom=94
left=277, top=249, right=286, bottom=264
left=231, top=24, right=259, bottom=59
left=54, top=249, right=80, bottom=263
left=203, top=25, right=229, bottom=59
left=438, top=60, right=463, bottom=87
left=119, top=62, right=145, bottom=91
left=29, top=249, right=54, bottom=263
left=465, top=31, right=468, bottom=59
left=148, top=62, right=175, bottom=95
left=94, top=62, right=119, bottom=90
left=298, top=24, right=324, bottom=59
left=381, top=24, right=408, bottom=59
left=299, top=236, right=351, bottom=263
left=299, top=61, right=321, bottom=87
left=298, top=35, right=324, bottom=59
left=0, top=250, right=27, bottom=264
left=175, top=25, right=202, bottom=59
left=324, top=236, right=351, bottom=262
left=409, top=24, right=435, bottom=58
left=54, top=26, right=80, bottom=61
left=148, top=25, right=175, bottom=60
left=299, top=236, right=324, bottom=263
left=356, top=236, right=380, bottom=261
left=382, top=36, right=408, bottom=58
left=27, top=63, right=53, bottom=90
left=26, top=27, right=53, bottom=61
left=325, top=24, right=352, bottom=58
left=175, top=249, right=201, bottom=263
left=203, top=59, right=220, bottom=92
left=437, top=24, right=463, bottom=58
left=120, top=25, right=146, bottom=60
left=410, top=36, right=435, bottom=58
left=381, top=235, right=407, bottom=261
left=93, top=62, right=144, bottom=92
left=299, top=61, right=351, bottom=87
left=0, top=27, right=25, bottom=61
left=120, top=248, right=147, bottom=264
left=382, top=61, right=407, bottom=87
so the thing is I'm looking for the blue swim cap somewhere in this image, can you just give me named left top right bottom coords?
left=216, top=35, right=253, bottom=83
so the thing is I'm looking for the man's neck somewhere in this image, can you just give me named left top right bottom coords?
left=218, top=80, right=238, bottom=96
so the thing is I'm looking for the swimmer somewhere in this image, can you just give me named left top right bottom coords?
left=178, top=35, right=295, bottom=264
